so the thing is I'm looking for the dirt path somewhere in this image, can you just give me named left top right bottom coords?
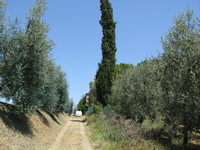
left=48, top=117, right=93, bottom=150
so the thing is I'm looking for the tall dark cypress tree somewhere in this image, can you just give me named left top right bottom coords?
left=96, top=0, right=117, bottom=106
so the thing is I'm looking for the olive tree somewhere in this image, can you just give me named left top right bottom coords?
left=112, top=59, right=161, bottom=123
left=160, top=9, right=200, bottom=145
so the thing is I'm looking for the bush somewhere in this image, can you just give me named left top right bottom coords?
left=87, top=114, right=99, bottom=125
left=88, top=113, right=142, bottom=149
left=102, top=114, right=141, bottom=144
left=112, top=59, right=161, bottom=122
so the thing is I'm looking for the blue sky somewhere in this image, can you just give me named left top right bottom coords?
left=3, top=0, right=200, bottom=105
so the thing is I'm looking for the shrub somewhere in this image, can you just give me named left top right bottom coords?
left=102, top=113, right=141, bottom=144
left=112, top=59, right=162, bottom=122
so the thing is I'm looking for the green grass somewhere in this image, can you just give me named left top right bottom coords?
left=87, top=114, right=200, bottom=150
left=139, top=119, right=200, bottom=150
left=87, top=115, right=166, bottom=150
left=88, top=115, right=123, bottom=150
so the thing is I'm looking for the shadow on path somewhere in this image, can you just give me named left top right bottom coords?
left=70, top=119, right=87, bottom=123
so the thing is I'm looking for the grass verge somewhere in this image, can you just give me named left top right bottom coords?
left=87, top=114, right=200, bottom=150
left=87, top=114, right=166, bottom=150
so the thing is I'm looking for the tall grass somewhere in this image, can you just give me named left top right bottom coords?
left=88, top=114, right=200, bottom=150
left=87, top=114, right=166, bottom=150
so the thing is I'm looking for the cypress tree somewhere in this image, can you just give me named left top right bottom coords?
left=96, top=0, right=117, bottom=106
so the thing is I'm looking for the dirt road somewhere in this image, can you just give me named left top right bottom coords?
left=48, top=117, right=93, bottom=150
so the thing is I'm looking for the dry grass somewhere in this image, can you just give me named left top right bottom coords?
left=0, top=102, right=69, bottom=150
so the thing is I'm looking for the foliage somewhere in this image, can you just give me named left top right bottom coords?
left=115, top=63, right=134, bottom=79
left=0, top=0, right=52, bottom=112
left=72, top=106, right=77, bottom=115
left=160, top=9, right=200, bottom=145
left=112, top=59, right=161, bottom=123
left=77, top=95, right=88, bottom=114
left=0, top=0, right=70, bottom=113
left=88, top=80, right=97, bottom=105
left=111, top=9, right=200, bottom=146
left=0, top=0, right=7, bottom=92
left=54, top=66, right=69, bottom=113
left=20, top=0, right=51, bottom=111
left=96, top=0, right=117, bottom=106
left=84, top=63, right=134, bottom=114
left=0, top=0, right=6, bottom=57
left=0, top=21, right=29, bottom=111
left=66, top=99, right=74, bottom=115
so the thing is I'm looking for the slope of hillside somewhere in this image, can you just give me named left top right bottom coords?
left=0, top=102, right=69, bottom=150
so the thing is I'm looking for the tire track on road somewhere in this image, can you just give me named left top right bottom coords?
left=48, top=120, right=71, bottom=150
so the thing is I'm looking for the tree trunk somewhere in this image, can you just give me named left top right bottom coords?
left=138, top=116, right=144, bottom=124
left=183, top=123, right=191, bottom=146
left=183, top=129, right=188, bottom=145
